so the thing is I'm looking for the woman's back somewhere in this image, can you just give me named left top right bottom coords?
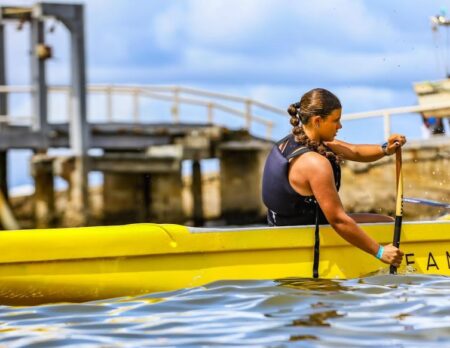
left=262, top=134, right=340, bottom=226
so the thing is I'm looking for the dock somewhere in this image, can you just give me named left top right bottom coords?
left=0, top=3, right=283, bottom=228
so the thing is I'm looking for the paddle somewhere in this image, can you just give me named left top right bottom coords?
left=390, top=146, right=403, bottom=275
left=403, top=197, right=450, bottom=209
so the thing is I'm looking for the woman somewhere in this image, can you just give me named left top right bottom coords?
left=262, top=88, right=404, bottom=267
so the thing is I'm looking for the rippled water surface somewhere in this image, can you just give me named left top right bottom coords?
left=0, top=275, right=449, bottom=347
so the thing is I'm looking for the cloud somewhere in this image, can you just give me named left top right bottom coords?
left=3, top=0, right=441, bottom=189
left=152, top=4, right=185, bottom=51
left=1, top=1, right=444, bottom=126
left=152, top=0, right=401, bottom=55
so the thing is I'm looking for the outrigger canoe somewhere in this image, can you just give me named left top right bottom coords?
left=0, top=220, right=449, bottom=305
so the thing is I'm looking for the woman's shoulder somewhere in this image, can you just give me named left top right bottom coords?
left=290, top=150, right=333, bottom=172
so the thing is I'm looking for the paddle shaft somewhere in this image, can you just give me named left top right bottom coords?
left=403, top=197, right=450, bottom=209
left=390, top=147, right=403, bottom=275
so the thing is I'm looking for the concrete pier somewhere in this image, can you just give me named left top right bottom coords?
left=340, top=138, right=450, bottom=220
left=149, top=171, right=185, bottom=223
left=31, top=154, right=56, bottom=228
left=103, top=172, right=147, bottom=225
left=219, top=140, right=272, bottom=224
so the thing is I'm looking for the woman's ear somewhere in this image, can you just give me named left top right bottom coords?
left=313, top=116, right=321, bottom=129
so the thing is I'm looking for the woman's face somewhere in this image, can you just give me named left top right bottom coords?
left=318, top=108, right=342, bottom=141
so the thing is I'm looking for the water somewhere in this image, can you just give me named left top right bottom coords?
left=0, top=275, right=449, bottom=347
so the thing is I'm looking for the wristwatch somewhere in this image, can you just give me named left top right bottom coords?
left=381, top=142, right=390, bottom=156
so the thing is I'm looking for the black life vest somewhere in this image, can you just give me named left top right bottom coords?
left=262, top=134, right=341, bottom=226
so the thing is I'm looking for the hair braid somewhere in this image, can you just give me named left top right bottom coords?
left=293, top=125, right=342, bottom=164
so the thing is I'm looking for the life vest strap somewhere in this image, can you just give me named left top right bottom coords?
left=313, top=203, right=320, bottom=278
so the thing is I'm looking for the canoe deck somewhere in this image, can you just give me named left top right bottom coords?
left=0, top=221, right=449, bottom=305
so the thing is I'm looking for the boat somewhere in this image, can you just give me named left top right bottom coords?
left=0, top=220, right=449, bottom=305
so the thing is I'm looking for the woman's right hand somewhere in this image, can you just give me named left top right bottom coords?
left=380, top=243, right=404, bottom=266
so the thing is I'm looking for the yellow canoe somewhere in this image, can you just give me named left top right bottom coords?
left=0, top=221, right=449, bottom=305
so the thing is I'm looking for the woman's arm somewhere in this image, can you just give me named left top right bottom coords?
left=325, top=134, right=406, bottom=162
left=289, top=153, right=404, bottom=265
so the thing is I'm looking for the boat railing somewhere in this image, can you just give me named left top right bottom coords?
left=0, top=84, right=284, bottom=140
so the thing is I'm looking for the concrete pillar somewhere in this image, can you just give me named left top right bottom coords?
left=219, top=145, right=271, bottom=224
left=103, top=172, right=147, bottom=225
left=149, top=170, right=185, bottom=223
left=54, top=156, right=89, bottom=227
left=67, top=157, right=89, bottom=226
left=62, top=157, right=89, bottom=226
left=192, top=159, right=204, bottom=226
left=31, top=155, right=56, bottom=228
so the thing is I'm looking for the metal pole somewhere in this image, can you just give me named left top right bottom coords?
left=0, top=24, right=8, bottom=200
left=41, top=3, right=90, bottom=225
left=30, top=18, right=48, bottom=138
left=0, top=23, right=6, bottom=126
left=68, top=5, right=89, bottom=225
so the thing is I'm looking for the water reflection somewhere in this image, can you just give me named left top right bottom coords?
left=0, top=275, right=448, bottom=347
left=277, top=277, right=349, bottom=292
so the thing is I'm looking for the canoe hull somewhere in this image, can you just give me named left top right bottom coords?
left=0, top=221, right=449, bottom=305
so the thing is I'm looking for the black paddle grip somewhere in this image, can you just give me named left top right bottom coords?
left=389, top=215, right=403, bottom=274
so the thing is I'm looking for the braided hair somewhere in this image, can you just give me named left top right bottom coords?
left=287, top=88, right=342, bottom=164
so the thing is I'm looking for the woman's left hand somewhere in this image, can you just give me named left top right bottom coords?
left=386, top=134, right=406, bottom=155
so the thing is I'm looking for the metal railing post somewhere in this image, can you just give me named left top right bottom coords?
left=66, top=89, right=72, bottom=122
left=245, top=99, right=252, bottom=130
left=383, top=112, right=391, bottom=140
left=207, top=103, right=214, bottom=124
left=266, top=122, right=274, bottom=140
left=106, top=86, right=113, bottom=122
left=133, top=88, right=140, bottom=123
left=171, top=87, right=180, bottom=123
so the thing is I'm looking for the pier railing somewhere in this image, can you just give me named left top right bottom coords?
left=343, top=102, right=450, bottom=140
left=0, top=84, right=284, bottom=139
left=1, top=84, right=449, bottom=141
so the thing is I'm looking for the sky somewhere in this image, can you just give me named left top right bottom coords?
left=1, top=0, right=450, bottom=187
